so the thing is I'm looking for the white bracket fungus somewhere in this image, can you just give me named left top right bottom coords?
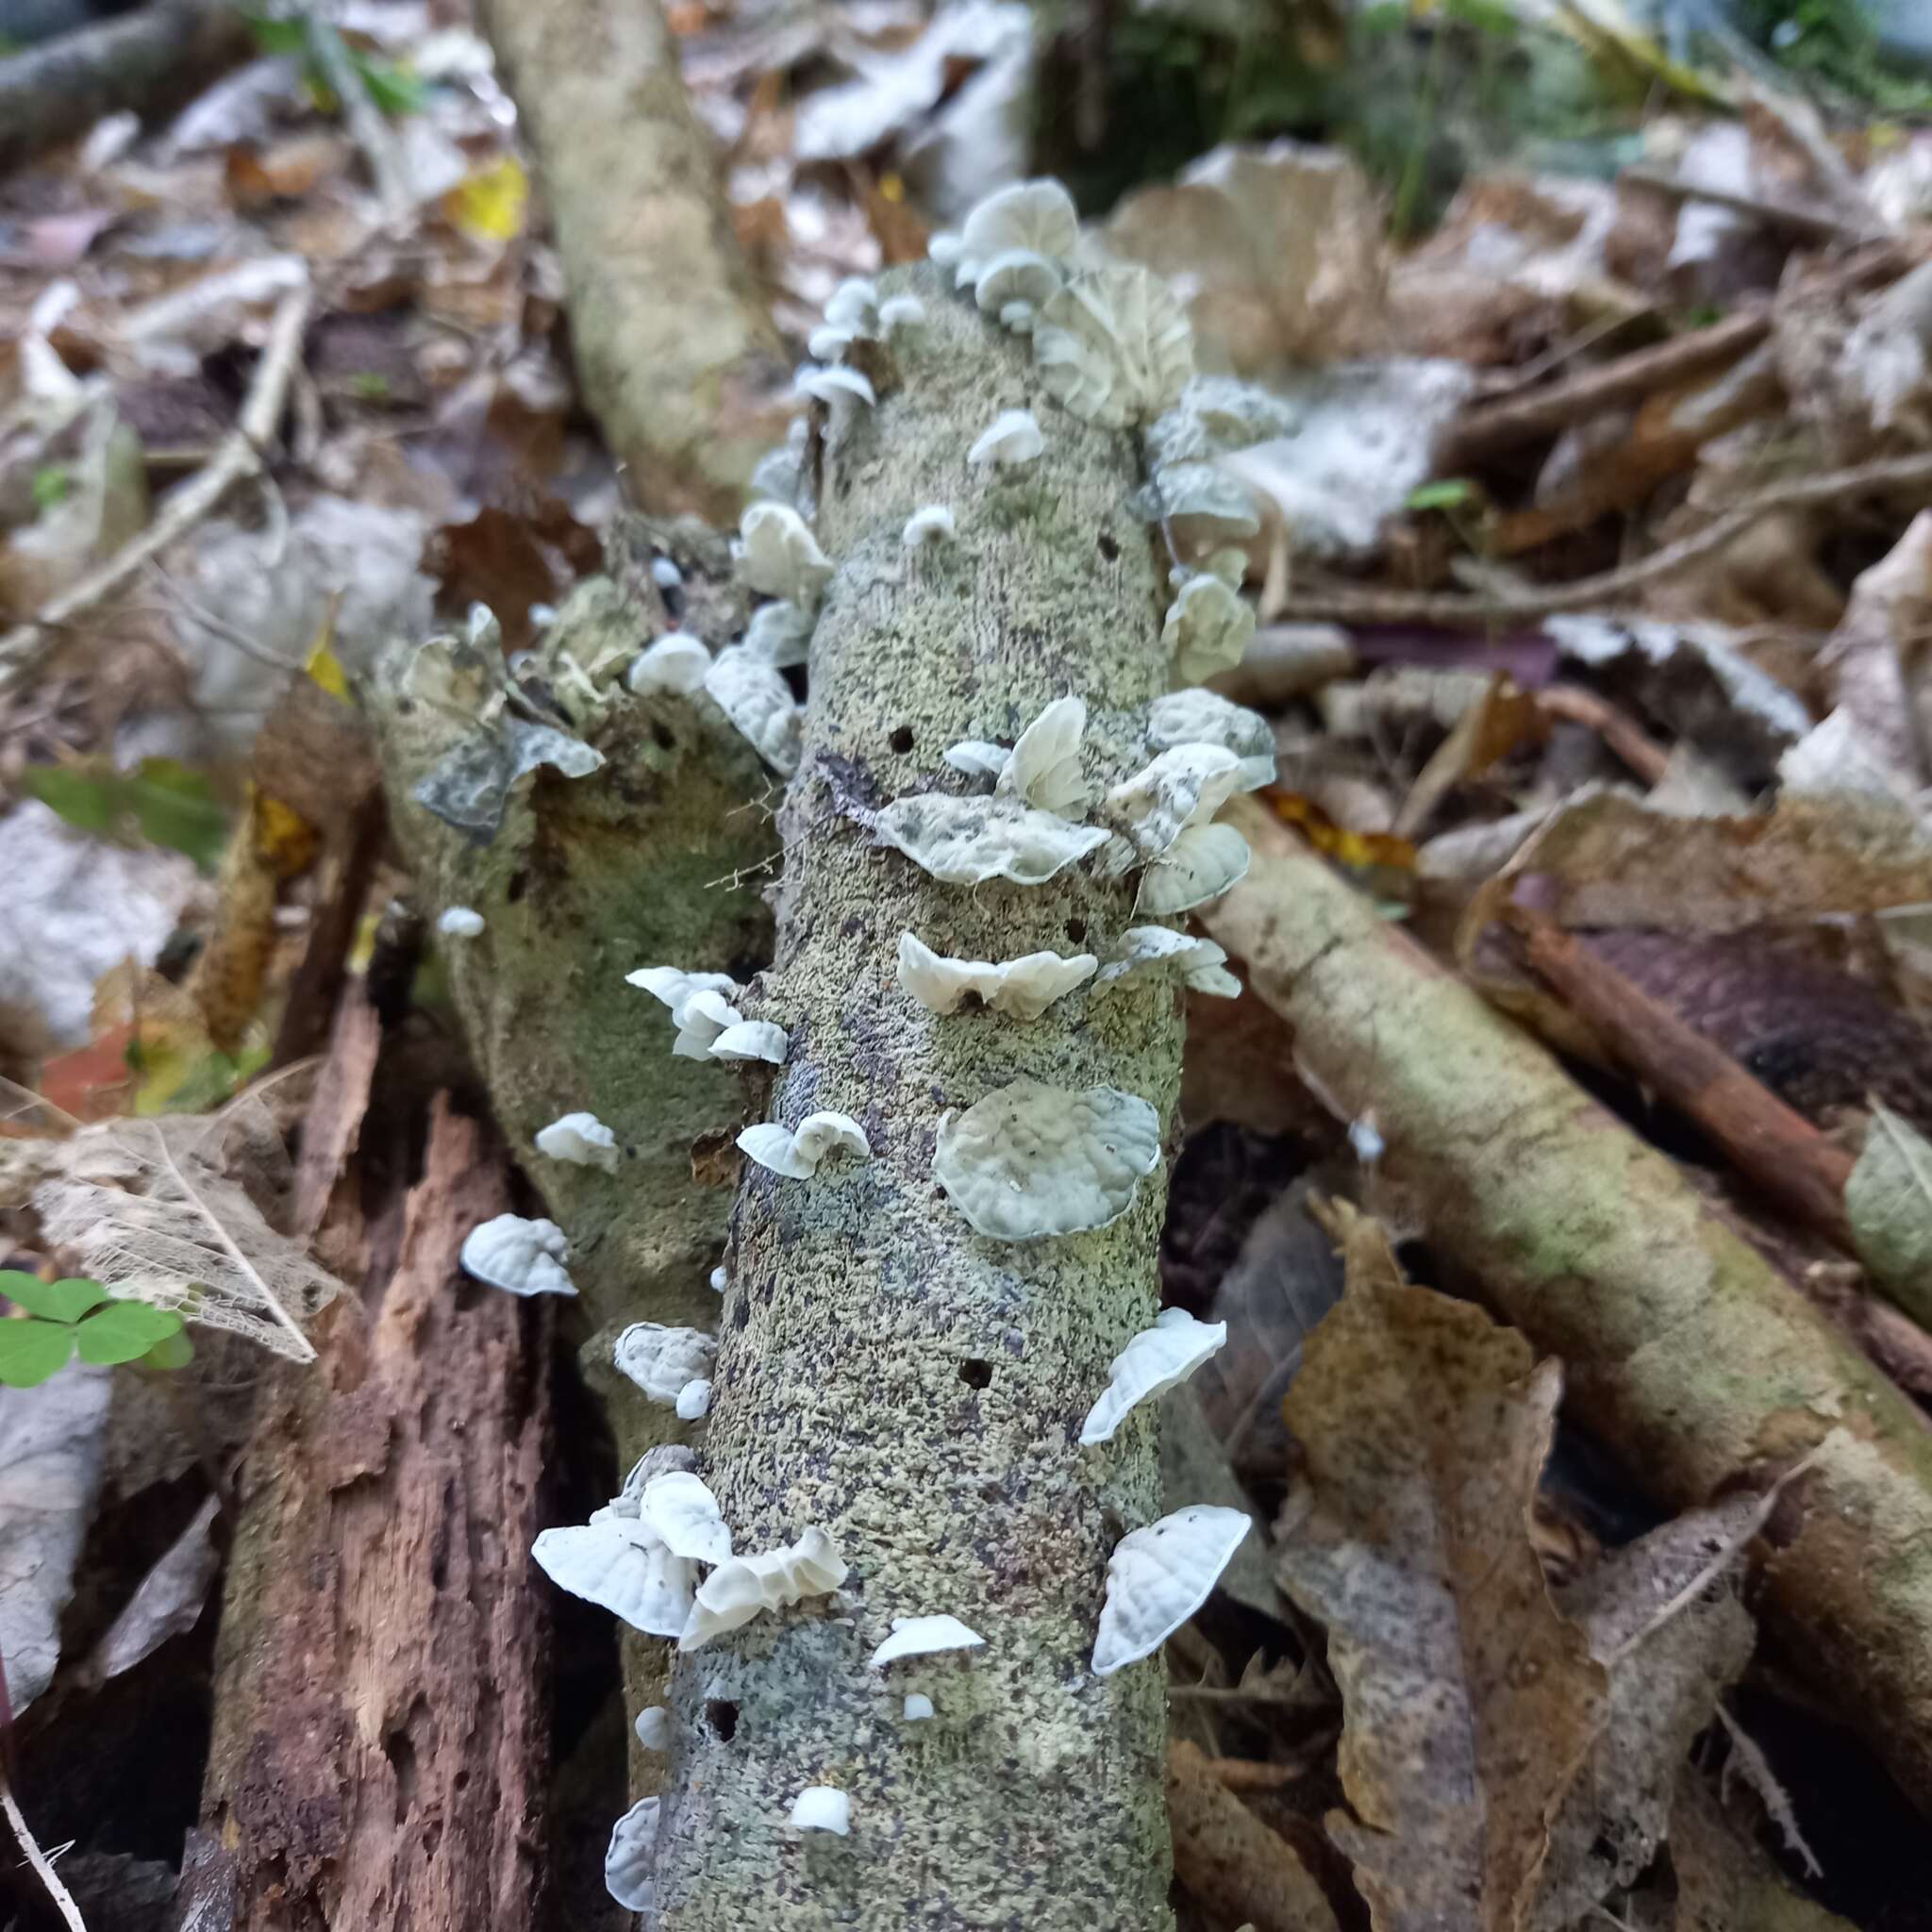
left=796, top=363, right=877, bottom=414
left=1092, top=1505, right=1251, bottom=1676
left=968, top=408, right=1045, bottom=468
left=625, top=631, right=710, bottom=696
left=903, top=505, right=957, bottom=548
left=738, top=1111, right=871, bottom=1180
left=671, top=988, right=743, bottom=1060
left=638, top=1470, right=732, bottom=1564
left=876, top=794, right=1108, bottom=887
left=974, top=247, right=1062, bottom=319
left=534, top=1111, right=621, bottom=1173
left=878, top=293, right=925, bottom=334
left=1162, top=573, right=1257, bottom=687
left=1147, top=689, right=1275, bottom=791
left=676, top=1377, right=713, bottom=1421
left=996, top=694, right=1089, bottom=816
left=460, top=1214, right=577, bottom=1297
left=1000, top=299, right=1038, bottom=335
left=438, top=906, right=485, bottom=939
left=705, top=645, right=803, bottom=776
left=635, top=1706, right=671, bottom=1750
left=790, top=1788, right=852, bottom=1836
left=1034, top=266, right=1193, bottom=430
left=1142, top=462, right=1261, bottom=543
left=679, top=1525, right=849, bottom=1649
left=1107, top=745, right=1242, bottom=860
left=868, top=1614, right=986, bottom=1669
left=708, top=1263, right=729, bottom=1294
left=956, top=178, right=1078, bottom=284
left=823, top=275, right=880, bottom=335
left=738, top=502, right=833, bottom=609
left=533, top=1518, right=697, bottom=1638
left=897, top=932, right=1096, bottom=1021
left=808, top=324, right=858, bottom=363
left=1094, top=925, right=1240, bottom=999
left=708, top=1019, right=790, bottom=1065
left=941, top=739, right=1009, bottom=780
left=628, top=965, right=742, bottom=1017
left=1136, top=821, right=1250, bottom=916
left=1079, top=1307, right=1229, bottom=1445
left=903, top=1692, right=936, bottom=1721
left=613, top=1322, right=719, bottom=1403
left=933, top=1080, right=1163, bottom=1241
left=651, top=556, right=683, bottom=590
left=606, top=1796, right=659, bottom=1912
left=744, top=599, right=814, bottom=668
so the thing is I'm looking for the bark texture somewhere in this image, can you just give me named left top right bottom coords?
left=652, top=267, right=1184, bottom=1929
left=182, top=1096, right=551, bottom=1930
left=475, top=0, right=790, bottom=522
left=1204, top=793, right=1932, bottom=1813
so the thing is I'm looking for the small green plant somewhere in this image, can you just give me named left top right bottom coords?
left=31, top=465, right=71, bottom=516
left=244, top=12, right=429, bottom=118
left=345, top=370, right=392, bottom=402
left=0, top=1272, right=192, bottom=1388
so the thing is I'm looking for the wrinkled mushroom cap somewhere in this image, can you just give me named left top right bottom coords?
left=613, top=1322, right=718, bottom=1403
left=1079, top=1307, right=1228, bottom=1445
left=460, top=1213, right=576, bottom=1297
left=1034, top=266, right=1192, bottom=430
left=534, top=1111, right=620, bottom=1173
left=705, top=645, right=803, bottom=775
left=606, top=1797, right=660, bottom=1911
left=1091, top=1505, right=1251, bottom=1675
left=877, top=794, right=1107, bottom=887
left=995, top=694, right=1089, bottom=816
left=967, top=408, right=1045, bottom=468
left=626, top=632, right=710, bottom=696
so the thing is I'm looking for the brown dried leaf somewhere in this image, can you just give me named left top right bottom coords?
left=1669, top=1769, right=1854, bottom=1932
left=1276, top=1202, right=1608, bottom=1932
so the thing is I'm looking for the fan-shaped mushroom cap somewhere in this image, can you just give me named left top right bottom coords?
left=460, top=1214, right=576, bottom=1297
left=967, top=408, right=1044, bottom=468
left=533, top=1520, right=697, bottom=1637
left=1034, top=266, right=1192, bottom=429
left=678, top=1525, right=849, bottom=1649
left=1091, top=1505, right=1251, bottom=1675
left=896, top=933, right=1096, bottom=1022
left=1079, top=1307, right=1228, bottom=1444
left=606, top=1797, right=660, bottom=1911
left=877, top=794, right=1107, bottom=887
left=626, top=632, right=710, bottom=695
left=613, top=1322, right=718, bottom=1403
left=705, top=645, right=803, bottom=775
left=1162, top=573, right=1256, bottom=686
left=738, top=502, right=832, bottom=608
left=534, top=1111, right=620, bottom=1173
left=1147, top=689, right=1274, bottom=791
left=1136, top=822, right=1250, bottom=915
left=868, top=1614, right=987, bottom=1668
left=737, top=1111, right=871, bottom=1179
left=996, top=694, right=1089, bottom=816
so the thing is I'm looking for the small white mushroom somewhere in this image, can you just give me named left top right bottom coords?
left=678, top=1525, right=848, bottom=1649
left=743, top=599, right=814, bottom=669
left=974, top=247, right=1062, bottom=318
left=1079, top=1307, right=1229, bottom=1445
left=535, top=1111, right=622, bottom=1173
left=738, top=502, right=833, bottom=608
left=675, top=1378, right=713, bottom=1421
left=1147, top=689, right=1275, bottom=791
left=626, top=632, right=710, bottom=696
left=627, top=965, right=742, bottom=1018
left=903, top=1692, right=936, bottom=1721
left=868, top=1614, right=986, bottom=1669
left=650, top=556, right=683, bottom=590
left=606, top=1796, right=660, bottom=1912
left=1107, top=745, right=1242, bottom=859
left=942, top=739, right=1009, bottom=780
left=708, top=1263, right=729, bottom=1294
left=533, top=1519, right=697, bottom=1637
left=968, top=408, right=1045, bottom=468
left=933, top=1080, right=1163, bottom=1241
left=705, top=645, right=803, bottom=776
left=1094, top=925, right=1240, bottom=999
left=638, top=1470, right=732, bottom=1564
left=999, top=299, right=1037, bottom=335
left=958, top=178, right=1079, bottom=275
left=927, top=231, right=966, bottom=267
left=738, top=1111, right=871, bottom=1180
left=896, top=932, right=1096, bottom=1021
left=796, top=363, right=877, bottom=413
left=1350, top=1115, right=1386, bottom=1165
left=460, top=1214, right=577, bottom=1297
left=438, top=906, right=485, bottom=939
left=1137, top=822, right=1250, bottom=915
left=790, top=1788, right=851, bottom=1836
left=613, top=1322, right=718, bottom=1403
left=635, top=1706, right=671, bottom=1750
left=876, top=794, right=1108, bottom=887
left=808, top=324, right=858, bottom=362
left=1162, top=574, right=1256, bottom=686
left=1034, top=266, right=1193, bottom=429
left=672, top=988, right=743, bottom=1060
left=878, top=293, right=925, bottom=334
left=708, top=1019, right=790, bottom=1065
left=903, top=505, right=958, bottom=548
left=823, top=276, right=880, bottom=335
left=996, top=694, right=1089, bottom=815
left=1091, top=1506, right=1251, bottom=1676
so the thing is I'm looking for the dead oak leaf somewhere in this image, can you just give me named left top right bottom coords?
left=1276, top=1202, right=1608, bottom=1932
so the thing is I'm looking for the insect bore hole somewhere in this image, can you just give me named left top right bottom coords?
left=890, top=724, right=915, bottom=755
left=959, top=1358, right=993, bottom=1390
left=707, top=1699, right=740, bottom=1741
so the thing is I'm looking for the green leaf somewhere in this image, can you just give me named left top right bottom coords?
left=143, top=1329, right=195, bottom=1372
left=1845, top=1100, right=1932, bottom=1331
left=1407, top=478, right=1477, bottom=512
left=243, top=12, right=308, bottom=55
left=0, top=1272, right=107, bottom=1324
left=17, top=759, right=230, bottom=873
left=353, top=51, right=427, bottom=117
left=31, top=465, right=71, bottom=515
left=75, top=1300, right=184, bottom=1367
left=0, top=1321, right=77, bottom=1388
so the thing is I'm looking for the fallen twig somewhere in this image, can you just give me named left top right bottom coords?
left=1536, top=688, right=1671, bottom=786
left=0, top=284, right=311, bottom=697
left=1620, top=163, right=1883, bottom=246
left=1281, top=449, right=1932, bottom=627
left=2, top=1781, right=88, bottom=1932
left=1203, top=793, right=1932, bottom=1811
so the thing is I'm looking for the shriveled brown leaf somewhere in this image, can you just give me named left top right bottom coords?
left=1168, top=1739, right=1341, bottom=1932
left=1276, top=1201, right=1608, bottom=1932
left=1669, top=1769, right=1853, bottom=1932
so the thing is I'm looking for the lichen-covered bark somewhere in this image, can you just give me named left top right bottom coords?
left=476, top=0, right=790, bottom=522
left=1206, top=793, right=1932, bottom=1814
left=652, top=268, right=1184, bottom=1929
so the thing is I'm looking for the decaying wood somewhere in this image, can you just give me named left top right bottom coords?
left=1204, top=793, right=1932, bottom=1813
left=179, top=1095, right=551, bottom=1932
left=475, top=0, right=790, bottom=520
left=1166, top=1740, right=1340, bottom=1932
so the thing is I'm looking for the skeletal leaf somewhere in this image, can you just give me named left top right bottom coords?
left=1845, top=1100, right=1932, bottom=1330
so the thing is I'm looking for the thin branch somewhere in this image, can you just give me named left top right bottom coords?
left=1620, top=162, right=1883, bottom=246
left=1281, top=449, right=1932, bottom=628
left=305, top=16, right=412, bottom=224
left=0, top=284, right=312, bottom=695
left=2, top=1782, right=88, bottom=1932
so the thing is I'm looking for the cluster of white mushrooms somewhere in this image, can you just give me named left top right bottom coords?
left=445, top=176, right=1297, bottom=1905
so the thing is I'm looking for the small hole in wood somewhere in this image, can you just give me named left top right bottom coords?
left=959, top=1358, right=993, bottom=1390
left=1097, top=531, right=1120, bottom=561
left=1065, top=918, right=1087, bottom=944
left=707, top=1700, right=740, bottom=1741
left=890, top=724, right=915, bottom=755
left=506, top=869, right=528, bottom=905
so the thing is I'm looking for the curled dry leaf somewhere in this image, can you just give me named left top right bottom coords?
left=1275, top=1202, right=1607, bottom=1932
